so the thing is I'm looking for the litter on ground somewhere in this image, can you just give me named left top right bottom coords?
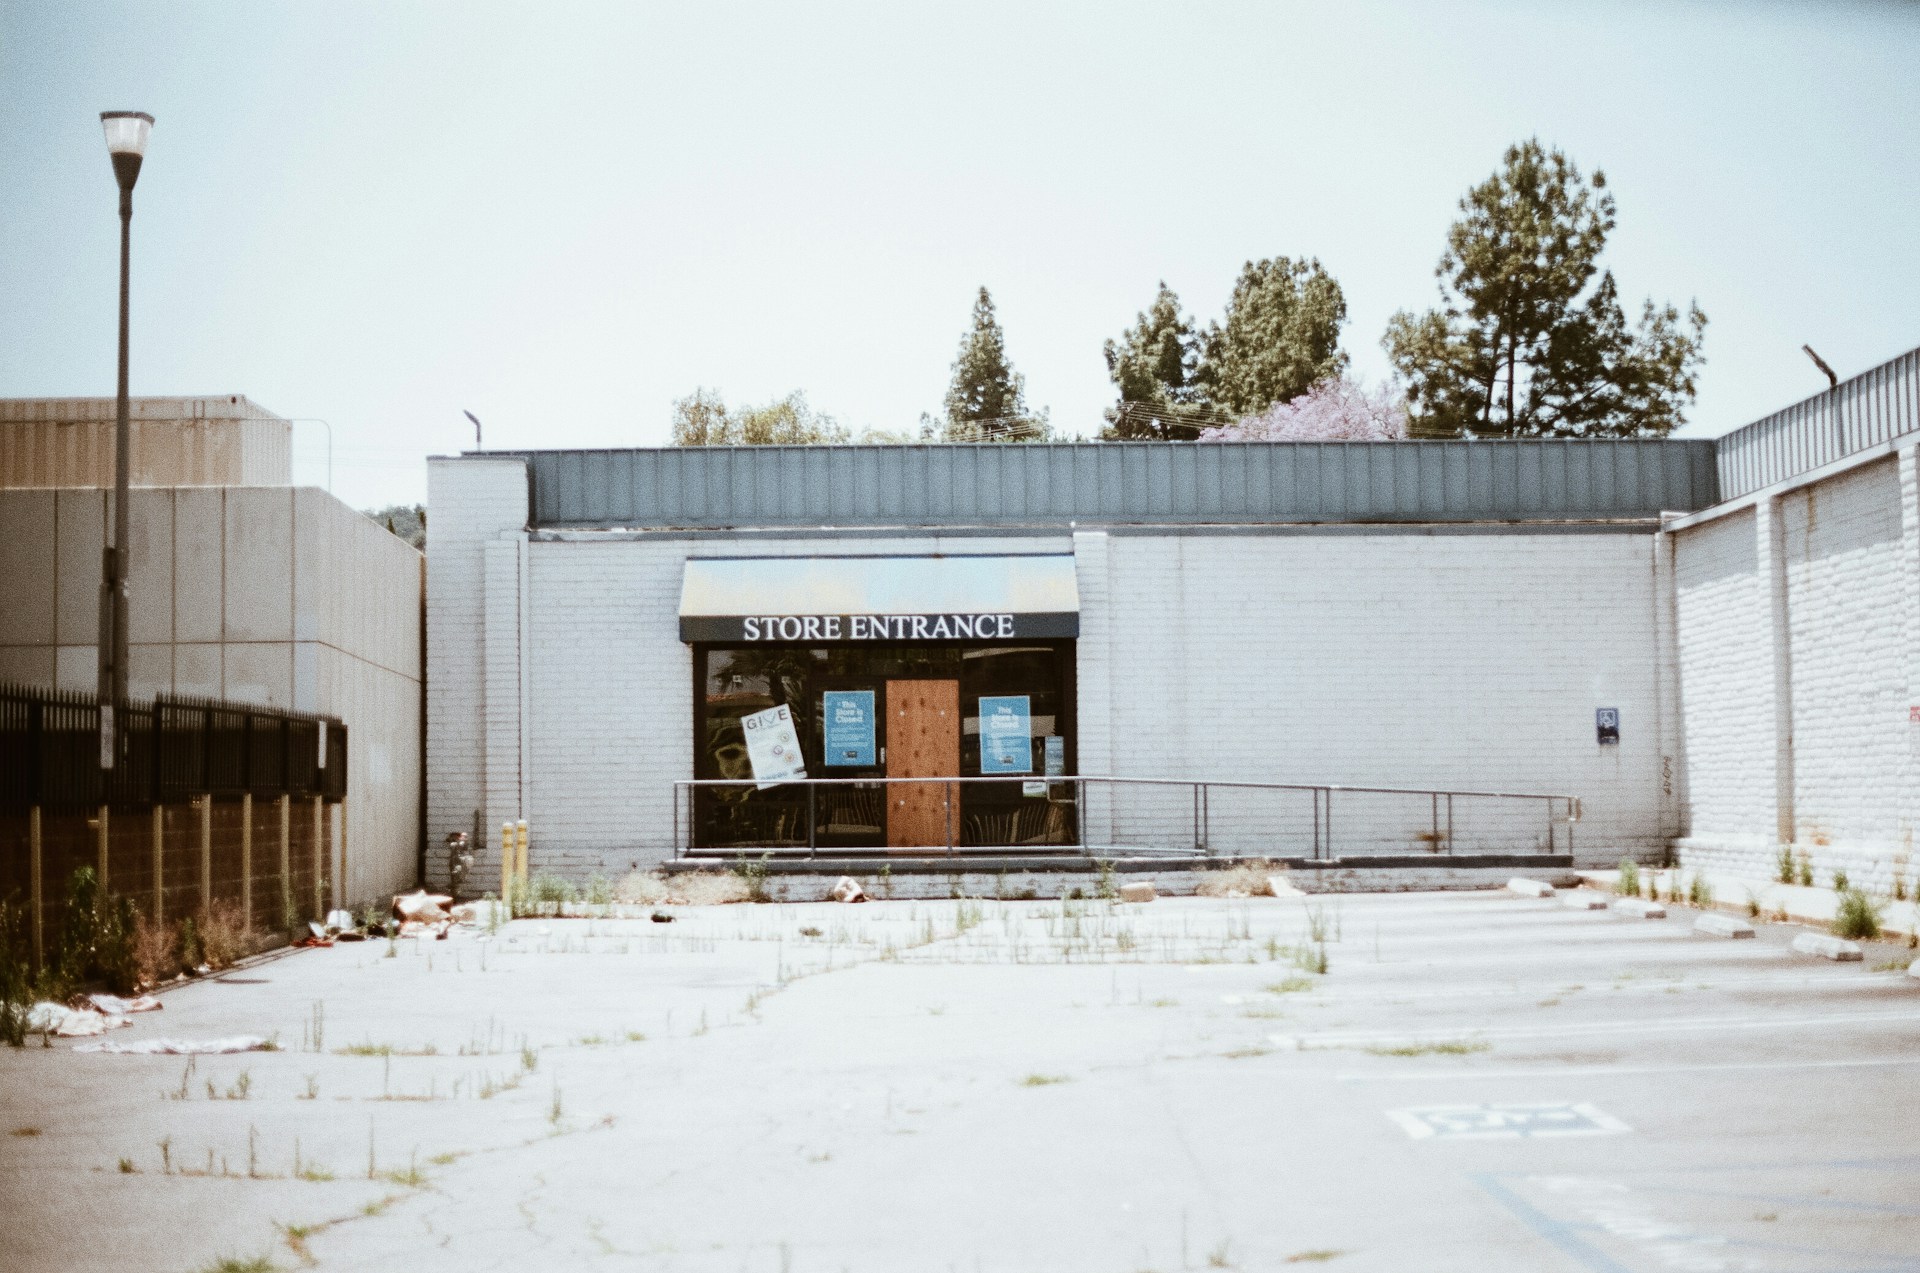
left=73, top=1035, right=275, bottom=1055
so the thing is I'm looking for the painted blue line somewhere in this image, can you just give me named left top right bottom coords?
left=1469, top=1173, right=1632, bottom=1273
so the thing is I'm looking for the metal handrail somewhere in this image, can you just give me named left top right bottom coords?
left=670, top=774, right=1579, bottom=861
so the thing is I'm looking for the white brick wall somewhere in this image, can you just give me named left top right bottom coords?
left=424, top=457, right=527, bottom=892
left=1672, top=452, right=1920, bottom=892
left=1078, top=530, right=1668, bottom=863
left=1672, top=509, right=1772, bottom=845
left=1783, top=460, right=1908, bottom=848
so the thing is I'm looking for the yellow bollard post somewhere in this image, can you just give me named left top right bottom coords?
left=500, top=822, right=514, bottom=900
left=97, top=805, right=110, bottom=891
left=515, top=820, right=529, bottom=888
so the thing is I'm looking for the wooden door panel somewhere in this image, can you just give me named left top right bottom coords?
left=885, top=680, right=958, bottom=850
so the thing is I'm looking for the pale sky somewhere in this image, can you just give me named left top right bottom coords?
left=2, top=1, right=1916, bottom=509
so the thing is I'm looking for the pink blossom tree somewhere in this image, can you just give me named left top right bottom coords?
left=1198, top=376, right=1409, bottom=441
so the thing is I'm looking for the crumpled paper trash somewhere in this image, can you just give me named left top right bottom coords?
left=74, top=1035, right=273, bottom=1055
left=451, top=899, right=507, bottom=927
left=24, top=1003, right=138, bottom=1037
left=393, top=890, right=453, bottom=923
left=830, top=876, right=867, bottom=903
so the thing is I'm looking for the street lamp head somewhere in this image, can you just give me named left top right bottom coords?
left=100, top=111, right=154, bottom=191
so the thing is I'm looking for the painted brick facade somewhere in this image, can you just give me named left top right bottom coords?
left=1672, top=450, right=1920, bottom=892
left=1078, top=530, right=1668, bottom=863
left=426, top=450, right=1666, bottom=883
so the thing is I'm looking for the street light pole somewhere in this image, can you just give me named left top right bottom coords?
left=97, top=110, right=153, bottom=769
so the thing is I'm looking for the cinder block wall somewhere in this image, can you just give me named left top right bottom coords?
left=1671, top=450, right=1920, bottom=891
left=1077, top=528, right=1673, bottom=865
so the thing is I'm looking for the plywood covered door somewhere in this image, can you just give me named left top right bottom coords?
left=885, top=680, right=958, bottom=850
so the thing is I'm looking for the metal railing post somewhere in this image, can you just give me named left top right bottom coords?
left=1192, top=783, right=1201, bottom=856
left=1446, top=794, right=1454, bottom=855
left=1325, top=788, right=1333, bottom=861
left=808, top=782, right=817, bottom=859
left=944, top=780, right=953, bottom=856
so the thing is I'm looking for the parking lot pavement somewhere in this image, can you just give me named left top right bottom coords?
left=3, top=886, right=1917, bottom=1273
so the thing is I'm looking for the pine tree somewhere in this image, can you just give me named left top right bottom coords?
left=1101, top=282, right=1203, bottom=440
left=942, top=287, right=1049, bottom=441
left=1195, top=258, right=1348, bottom=419
left=1383, top=139, right=1706, bottom=437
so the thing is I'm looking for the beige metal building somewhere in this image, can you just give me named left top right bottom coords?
left=0, top=396, right=422, bottom=907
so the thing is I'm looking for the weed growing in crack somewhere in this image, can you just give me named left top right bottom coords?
left=1833, top=889, right=1885, bottom=940
left=1363, top=1040, right=1489, bottom=1058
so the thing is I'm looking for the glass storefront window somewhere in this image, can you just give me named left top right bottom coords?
left=693, top=641, right=1075, bottom=852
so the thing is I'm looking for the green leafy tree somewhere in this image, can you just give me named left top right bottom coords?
left=670, top=389, right=852, bottom=445
left=363, top=504, right=425, bottom=549
left=1101, top=282, right=1205, bottom=440
left=1194, top=257, right=1349, bottom=419
left=940, top=287, right=1050, bottom=441
left=1383, top=139, right=1706, bottom=437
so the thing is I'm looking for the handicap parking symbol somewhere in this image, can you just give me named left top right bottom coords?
left=1387, top=1102, right=1631, bottom=1141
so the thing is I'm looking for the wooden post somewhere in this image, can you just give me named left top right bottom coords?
left=29, top=806, right=43, bottom=970
left=311, top=796, right=324, bottom=921
left=97, top=804, right=110, bottom=891
left=198, top=796, right=212, bottom=916
left=151, top=804, right=164, bottom=923
left=278, top=794, right=291, bottom=931
left=240, top=792, right=253, bottom=931
left=515, top=819, right=529, bottom=886
left=338, top=801, right=348, bottom=913
left=500, top=821, right=513, bottom=898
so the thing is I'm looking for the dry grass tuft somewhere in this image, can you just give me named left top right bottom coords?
left=132, top=910, right=180, bottom=987
left=1195, top=861, right=1280, bottom=899
left=196, top=902, right=259, bottom=971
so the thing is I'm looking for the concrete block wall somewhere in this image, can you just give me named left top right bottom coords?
left=424, top=457, right=529, bottom=894
left=0, top=484, right=422, bottom=905
left=1, top=395, right=291, bottom=488
left=1077, top=529, right=1671, bottom=865
left=1671, top=449, right=1920, bottom=893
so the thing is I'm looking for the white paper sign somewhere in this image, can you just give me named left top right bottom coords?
left=741, top=703, right=807, bottom=790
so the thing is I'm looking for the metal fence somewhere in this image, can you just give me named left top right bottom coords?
left=671, top=775, right=1578, bottom=860
left=1716, top=347, right=1920, bottom=498
left=0, top=682, right=347, bottom=813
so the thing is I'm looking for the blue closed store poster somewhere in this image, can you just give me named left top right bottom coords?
left=822, top=690, right=876, bottom=766
left=979, top=695, right=1033, bottom=774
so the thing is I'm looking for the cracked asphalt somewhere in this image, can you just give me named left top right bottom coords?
left=3, top=886, right=1918, bottom=1272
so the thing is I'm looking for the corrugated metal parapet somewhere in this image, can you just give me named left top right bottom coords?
left=1715, top=347, right=1920, bottom=498
left=505, top=438, right=1720, bottom=530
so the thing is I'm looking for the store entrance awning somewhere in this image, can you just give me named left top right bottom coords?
left=679, top=555, right=1080, bottom=642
